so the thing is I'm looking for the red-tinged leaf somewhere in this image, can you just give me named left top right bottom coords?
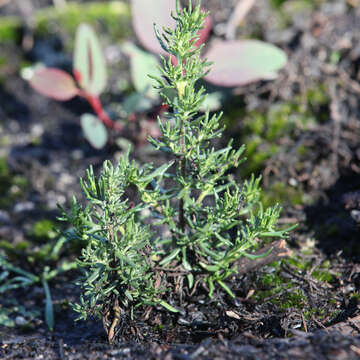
left=171, top=55, right=178, bottom=67
left=131, top=0, right=176, bottom=55
left=204, top=40, right=287, bottom=87
left=73, top=23, right=107, bottom=95
left=29, top=68, right=79, bottom=101
left=195, top=13, right=212, bottom=47
left=73, top=69, right=82, bottom=84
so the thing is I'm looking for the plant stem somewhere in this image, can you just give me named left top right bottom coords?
left=178, top=111, right=187, bottom=232
left=179, top=166, right=186, bottom=232
left=84, top=93, right=123, bottom=132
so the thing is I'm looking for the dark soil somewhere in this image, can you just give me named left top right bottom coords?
left=1, top=0, right=360, bottom=359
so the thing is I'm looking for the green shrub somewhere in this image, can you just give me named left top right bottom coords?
left=60, top=0, right=294, bottom=342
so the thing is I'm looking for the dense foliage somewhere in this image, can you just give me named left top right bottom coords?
left=60, top=0, right=293, bottom=342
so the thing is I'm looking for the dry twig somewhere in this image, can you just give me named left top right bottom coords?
left=225, top=0, right=256, bottom=40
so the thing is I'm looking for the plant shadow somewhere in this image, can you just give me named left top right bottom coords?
left=304, top=171, right=360, bottom=261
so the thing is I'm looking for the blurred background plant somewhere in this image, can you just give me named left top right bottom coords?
left=27, top=23, right=121, bottom=149
left=23, top=0, right=288, bottom=149
left=0, top=233, right=77, bottom=330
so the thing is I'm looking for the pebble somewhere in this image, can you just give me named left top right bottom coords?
left=46, top=191, right=66, bottom=209
left=177, top=317, right=191, bottom=326
left=0, top=226, right=24, bottom=242
left=0, top=209, right=10, bottom=223
left=350, top=210, right=360, bottom=223
left=13, top=201, right=35, bottom=213
left=289, top=178, right=298, bottom=187
left=30, top=124, right=44, bottom=137
left=71, top=149, right=84, bottom=161
left=15, top=316, right=27, bottom=326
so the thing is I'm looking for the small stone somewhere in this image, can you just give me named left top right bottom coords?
left=13, top=201, right=35, bottom=213
left=71, top=149, right=84, bottom=161
left=177, top=317, right=191, bottom=326
left=0, top=226, right=24, bottom=243
left=289, top=178, right=298, bottom=187
left=0, top=210, right=10, bottom=224
left=350, top=210, right=360, bottom=223
left=15, top=316, right=27, bottom=326
left=30, top=124, right=44, bottom=137
left=232, top=298, right=242, bottom=307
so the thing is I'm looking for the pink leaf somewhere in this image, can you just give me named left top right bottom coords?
left=29, top=68, right=79, bottom=101
left=204, top=40, right=287, bottom=87
left=131, top=0, right=177, bottom=56
left=131, top=0, right=211, bottom=58
left=195, top=13, right=212, bottom=47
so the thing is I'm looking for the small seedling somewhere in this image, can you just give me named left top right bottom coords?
left=60, top=0, right=294, bottom=342
left=28, top=23, right=119, bottom=149
left=0, top=236, right=77, bottom=331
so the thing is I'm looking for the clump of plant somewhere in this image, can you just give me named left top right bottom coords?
left=0, top=234, right=77, bottom=330
left=60, top=0, right=294, bottom=342
left=27, top=23, right=119, bottom=149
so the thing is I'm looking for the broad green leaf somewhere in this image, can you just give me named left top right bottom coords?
left=29, top=68, right=79, bottom=101
left=130, top=0, right=176, bottom=55
left=204, top=40, right=287, bottom=87
left=73, top=23, right=107, bottom=95
left=122, top=42, right=160, bottom=99
left=80, top=113, right=108, bottom=149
